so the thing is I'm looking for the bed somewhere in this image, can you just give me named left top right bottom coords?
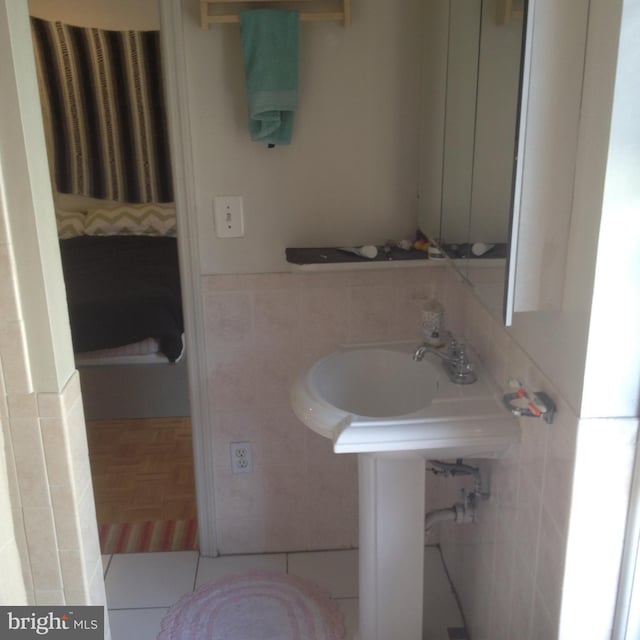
left=56, top=203, right=184, bottom=365
left=60, top=234, right=184, bottom=363
left=54, top=203, right=190, bottom=420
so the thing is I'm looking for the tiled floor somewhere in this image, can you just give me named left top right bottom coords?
left=104, top=546, right=464, bottom=639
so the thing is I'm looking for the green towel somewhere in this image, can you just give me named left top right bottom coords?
left=239, top=9, right=299, bottom=146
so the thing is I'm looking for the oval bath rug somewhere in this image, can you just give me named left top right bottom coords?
left=158, top=571, right=345, bottom=640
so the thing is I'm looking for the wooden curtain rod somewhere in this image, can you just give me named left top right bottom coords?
left=200, top=0, right=351, bottom=28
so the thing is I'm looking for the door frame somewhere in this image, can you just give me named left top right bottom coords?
left=159, top=0, right=218, bottom=556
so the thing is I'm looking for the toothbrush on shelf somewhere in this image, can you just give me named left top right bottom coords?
left=507, top=378, right=550, bottom=418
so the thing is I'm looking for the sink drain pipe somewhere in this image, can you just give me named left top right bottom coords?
left=425, top=459, right=486, bottom=536
left=425, top=498, right=475, bottom=535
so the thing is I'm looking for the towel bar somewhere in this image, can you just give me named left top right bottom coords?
left=200, top=0, right=351, bottom=28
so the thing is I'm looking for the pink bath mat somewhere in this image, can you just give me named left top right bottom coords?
left=158, top=571, right=345, bottom=640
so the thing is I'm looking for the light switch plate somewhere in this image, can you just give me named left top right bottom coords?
left=214, top=195, right=244, bottom=238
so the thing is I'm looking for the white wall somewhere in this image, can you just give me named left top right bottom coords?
left=181, top=0, right=422, bottom=275
left=509, top=0, right=636, bottom=418
left=580, top=0, right=640, bottom=419
left=2, top=0, right=75, bottom=392
left=511, top=0, right=590, bottom=316
left=28, top=0, right=159, bottom=29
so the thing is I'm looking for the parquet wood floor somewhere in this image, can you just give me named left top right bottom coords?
left=86, top=417, right=197, bottom=525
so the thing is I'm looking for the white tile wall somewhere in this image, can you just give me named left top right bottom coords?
left=433, top=268, right=638, bottom=639
left=203, top=266, right=448, bottom=554
left=202, top=262, right=632, bottom=637
left=0, top=196, right=35, bottom=604
left=429, top=269, right=578, bottom=639
left=0, top=189, right=107, bottom=614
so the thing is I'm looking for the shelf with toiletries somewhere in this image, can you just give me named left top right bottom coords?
left=285, top=246, right=446, bottom=272
left=200, top=0, right=351, bottom=28
left=286, top=233, right=454, bottom=270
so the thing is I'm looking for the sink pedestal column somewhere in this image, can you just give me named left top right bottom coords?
left=358, top=455, right=426, bottom=640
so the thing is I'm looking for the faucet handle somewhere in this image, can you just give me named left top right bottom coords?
left=448, top=337, right=466, bottom=361
left=450, top=340, right=474, bottom=374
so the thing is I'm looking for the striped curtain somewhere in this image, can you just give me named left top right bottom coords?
left=31, top=18, right=174, bottom=203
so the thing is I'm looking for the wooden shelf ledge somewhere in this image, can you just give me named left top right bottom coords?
left=200, top=0, right=351, bottom=28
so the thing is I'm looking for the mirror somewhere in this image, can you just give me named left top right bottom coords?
left=418, top=0, right=526, bottom=321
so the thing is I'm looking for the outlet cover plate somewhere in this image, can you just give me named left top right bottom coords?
left=230, top=441, right=253, bottom=473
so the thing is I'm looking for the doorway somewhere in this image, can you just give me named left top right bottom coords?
left=27, top=0, right=201, bottom=554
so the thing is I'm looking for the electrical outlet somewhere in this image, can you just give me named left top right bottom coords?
left=230, top=441, right=253, bottom=474
left=214, top=195, right=244, bottom=238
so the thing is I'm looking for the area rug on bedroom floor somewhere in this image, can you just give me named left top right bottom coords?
left=158, top=571, right=345, bottom=640
left=99, top=518, right=198, bottom=554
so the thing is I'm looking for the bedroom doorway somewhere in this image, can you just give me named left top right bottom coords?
left=28, top=0, right=201, bottom=554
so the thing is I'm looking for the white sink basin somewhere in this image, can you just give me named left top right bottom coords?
left=311, top=348, right=440, bottom=418
left=291, top=342, right=519, bottom=457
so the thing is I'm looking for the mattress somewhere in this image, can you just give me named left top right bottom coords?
left=59, top=235, right=184, bottom=362
left=75, top=335, right=185, bottom=367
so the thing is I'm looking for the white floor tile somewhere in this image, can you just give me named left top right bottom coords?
left=423, top=546, right=464, bottom=639
left=108, top=608, right=167, bottom=640
left=288, top=549, right=358, bottom=599
left=336, top=598, right=359, bottom=640
left=101, top=548, right=465, bottom=640
left=105, top=551, right=198, bottom=609
left=195, top=553, right=287, bottom=588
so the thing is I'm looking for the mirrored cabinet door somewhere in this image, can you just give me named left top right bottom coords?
left=417, top=0, right=526, bottom=323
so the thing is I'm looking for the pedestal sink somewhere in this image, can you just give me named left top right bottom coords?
left=291, top=342, right=519, bottom=640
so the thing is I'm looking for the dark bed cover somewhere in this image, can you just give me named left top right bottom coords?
left=59, top=235, right=184, bottom=362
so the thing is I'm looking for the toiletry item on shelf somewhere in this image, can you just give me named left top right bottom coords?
left=421, top=298, right=445, bottom=347
left=502, top=378, right=556, bottom=423
left=385, top=238, right=413, bottom=251
left=471, top=242, right=495, bottom=256
left=395, top=238, right=413, bottom=251
left=338, top=245, right=378, bottom=259
left=427, top=245, right=445, bottom=259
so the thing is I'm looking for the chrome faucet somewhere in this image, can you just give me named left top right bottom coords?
left=413, top=338, right=477, bottom=385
